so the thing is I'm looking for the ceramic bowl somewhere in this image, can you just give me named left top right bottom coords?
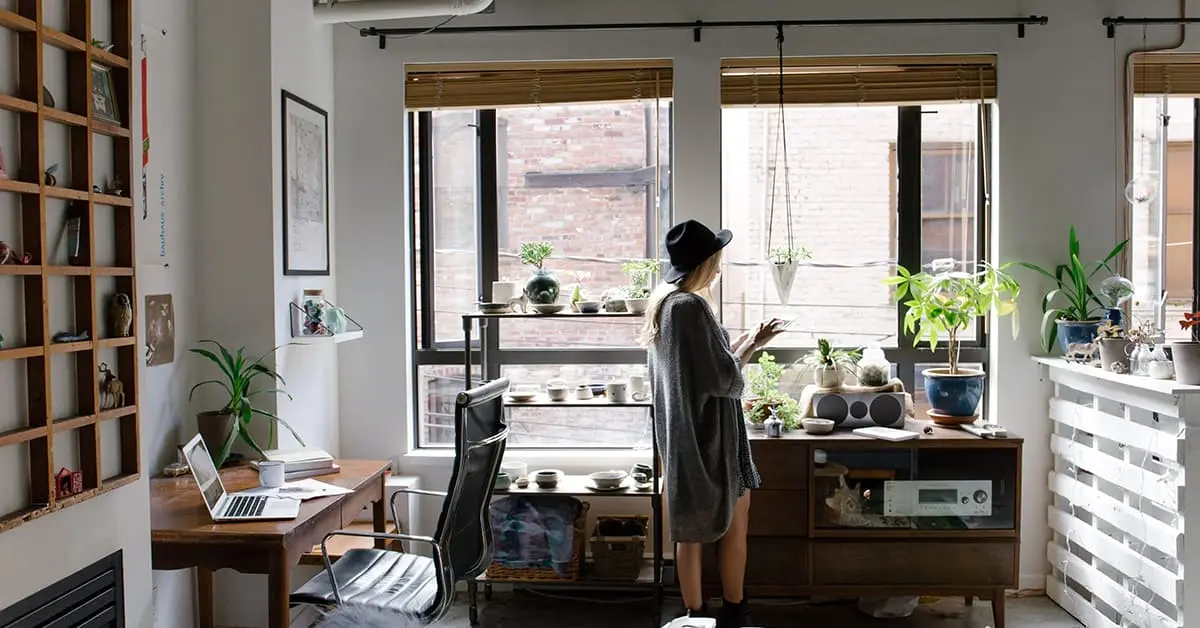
left=625, top=298, right=649, bottom=314
left=574, top=300, right=601, bottom=314
left=501, top=461, right=528, bottom=479
left=533, top=469, right=563, bottom=489
left=546, top=386, right=569, bottom=401
left=506, top=390, right=538, bottom=403
left=604, top=298, right=628, bottom=313
left=588, top=470, right=628, bottom=489
left=532, top=303, right=566, bottom=315
left=478, top=302, right=511, bottom=315
left=494, top=472, right=511, bottom=491
left=801, top=418, right=835, bottom=435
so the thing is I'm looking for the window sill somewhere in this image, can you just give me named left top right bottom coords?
left=402, top=447, right=652, bottom=472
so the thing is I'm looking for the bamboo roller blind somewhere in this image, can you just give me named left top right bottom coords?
left=721, top=55, right=996, bottom=105
left=405, top=60, right=673, bottom=109
left=1134, top=54, right=1200, bottom=95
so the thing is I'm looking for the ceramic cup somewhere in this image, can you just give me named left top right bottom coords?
left=575, top=385, right=594, bottom=400
left=628, top=374, right=648, bottom=400
left=492, top=281, right=518, bottom=303
left=534, top=470, right=561, bottom=489
left=494, top=472, right=511, bottom=491
left=259, top=460, right=285, bottom=488
left=605, top=382, right=629, bottom=403
left=547, top=386, right=569, bottom=402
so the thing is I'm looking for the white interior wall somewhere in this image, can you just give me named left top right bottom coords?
left=334, top=0, right=1197, bottom=591
left=0, top=0, right=199, bottom=625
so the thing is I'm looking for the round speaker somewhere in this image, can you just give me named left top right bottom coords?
left=849, top=400, right=868, bottom=419
left=814, top=395, right=848, bottom=424
left=869, top=394, right=904, bottom=426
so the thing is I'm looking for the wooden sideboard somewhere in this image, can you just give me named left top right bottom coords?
left=698, top=423, right=1022, bottom=626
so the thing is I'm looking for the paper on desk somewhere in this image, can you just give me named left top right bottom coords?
left=234, top=479, right=353, bottom=501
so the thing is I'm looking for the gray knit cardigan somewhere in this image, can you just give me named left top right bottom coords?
left=648, top=290, right=745, bottom=544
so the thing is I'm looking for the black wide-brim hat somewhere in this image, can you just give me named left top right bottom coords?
left=663, top=219, right=733, bottom=284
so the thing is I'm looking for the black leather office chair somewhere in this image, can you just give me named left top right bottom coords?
left=291, top=378, right=510, bottom=625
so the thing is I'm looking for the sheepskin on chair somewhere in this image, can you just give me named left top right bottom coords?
left=315, top=604, right=419, bottom=628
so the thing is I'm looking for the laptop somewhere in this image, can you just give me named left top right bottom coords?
left=182, top=433, right=301, bottom=522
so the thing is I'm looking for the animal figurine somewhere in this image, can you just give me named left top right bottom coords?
left=43, top=164, right=58, bottom=187
left=1065, top=342, right=1099, bottom=366
left=98, top=362, right=125, bottom=409
left=105, top=176, right=126, bottom=197
left=507, top=293, right=529, bottom=314
left=0, top=241, right=12, bottom=264
left=110, top=293, right=133, bottom=337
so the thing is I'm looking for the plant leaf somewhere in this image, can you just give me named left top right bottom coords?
left=188, top=379, right=233, bottom=402
left=252, top=408, right=307, bottom=446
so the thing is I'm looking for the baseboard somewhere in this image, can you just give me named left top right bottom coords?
left=1019, top=573, right=1047, bottom=591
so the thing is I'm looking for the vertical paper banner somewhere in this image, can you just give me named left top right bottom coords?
left=138, top=28, right=169, bottom=266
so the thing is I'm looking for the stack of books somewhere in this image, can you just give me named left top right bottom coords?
left=254, top=447, right=338, bottom=481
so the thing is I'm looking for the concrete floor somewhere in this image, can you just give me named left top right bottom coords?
left=434, top=592, right=1082, bottom=627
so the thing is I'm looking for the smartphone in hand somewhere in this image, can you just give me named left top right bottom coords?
left=769, top=318, right=794, bottom=333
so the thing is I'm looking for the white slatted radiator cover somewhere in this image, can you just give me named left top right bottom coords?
left=1035, top=357, right=1200, bottom=628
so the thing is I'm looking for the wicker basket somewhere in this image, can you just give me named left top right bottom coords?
left=590, top=514, right=649, bottom=581
left=485, top=500, right=589, bottom=582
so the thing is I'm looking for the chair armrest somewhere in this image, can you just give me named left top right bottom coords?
left=389, top=488, right=448, bottom=527
left=319, top=529, right=445, bottom=606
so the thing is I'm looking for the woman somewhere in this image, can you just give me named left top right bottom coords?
left=643, top=219, right=784, bottom=628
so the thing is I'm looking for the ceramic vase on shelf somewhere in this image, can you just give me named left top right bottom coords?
left=325, top=306, right=348, bottom=334
left=524, top=269, right=560, bottom=305
left=1097, top=337, right=1133, bottom=373
left=814, top=365, right=843, bottom=388
left=1170, top=341, right=1200, bottom=385
left=301, top=289, right=326, bottom=336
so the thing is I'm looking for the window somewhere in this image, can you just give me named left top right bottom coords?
left=1130, top=94, right=1197, bottom=340
left=409, top=62, right=672, bottom=447
left=719, top=56, right=992, bottom=399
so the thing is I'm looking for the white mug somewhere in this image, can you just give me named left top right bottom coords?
left=606, top=382, right=629, bottom=403
left=259, top=460, right=285, bottom=488
left=628, top=374, right=648, bottom=400
left=492, top=281, right=518, bottom=303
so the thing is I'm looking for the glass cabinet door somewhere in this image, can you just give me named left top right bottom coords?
left=814, top=447, right=1018, bottom=531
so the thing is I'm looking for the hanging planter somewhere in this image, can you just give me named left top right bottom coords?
left=768, top=246, right=810, bottom=304
left=762, top=26, right=810, bottom=307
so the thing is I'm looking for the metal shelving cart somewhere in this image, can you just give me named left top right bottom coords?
left=460, top=311, right=664, bottom=626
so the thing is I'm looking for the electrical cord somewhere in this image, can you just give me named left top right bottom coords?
left=345, top=15, right=457, bottom=40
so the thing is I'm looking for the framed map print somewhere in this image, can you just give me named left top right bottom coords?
left=281, top=90, right=329, bottom=276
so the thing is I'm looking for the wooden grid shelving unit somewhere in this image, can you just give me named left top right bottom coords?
left=0, top=0, right=139, bottom=533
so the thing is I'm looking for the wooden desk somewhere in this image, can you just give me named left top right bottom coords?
left=150, top=459, right=392, bottom=628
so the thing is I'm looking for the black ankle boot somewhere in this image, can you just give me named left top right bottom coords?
left=717, top=598, right=752, bottom=628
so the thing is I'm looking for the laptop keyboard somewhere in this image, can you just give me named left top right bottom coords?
left=224, top=494, right=268, bottom=518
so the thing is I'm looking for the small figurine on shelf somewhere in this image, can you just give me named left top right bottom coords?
left=105, top=176, right=126, bottom=197
left=92, top=184, right=101, bottom=193
left=89, top=39, right=115, bottom=52
left=0, top=241, right=13, bottom=264
left=52, top=330, right=89, bottom=343
left=109, top=293, right=133, bottom=337
left=98, top=362, right=125, bottom=409
left=0, top=332, right=5, bottom=349
left=55, top=467, right=83, bottom=499
left=43, top=163, right=58, bottom=187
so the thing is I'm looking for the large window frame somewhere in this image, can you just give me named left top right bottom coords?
left=410, top=103, right=993, bottom=448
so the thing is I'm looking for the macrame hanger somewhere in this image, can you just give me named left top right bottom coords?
left=766, top=23, right=795, bottom=257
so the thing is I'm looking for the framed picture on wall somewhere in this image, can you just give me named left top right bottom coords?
left=281, top=90, right=330, bottom=276
left=91, top=63, right=121, bottom=125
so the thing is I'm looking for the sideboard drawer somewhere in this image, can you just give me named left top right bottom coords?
left=751, top=440, right=808, bottom=490
left=749, top=490, right=807, bottom=537
left=812, top=541, right=1016, bottom=586
left=703, top=538, right=809, bottom=585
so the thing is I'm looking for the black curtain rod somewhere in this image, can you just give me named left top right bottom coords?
left=362, top=15, right=1048, bottom=49
left=1104, top=16, right=1200, bottom=38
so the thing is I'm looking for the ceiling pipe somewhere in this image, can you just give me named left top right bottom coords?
left=313, top=0, right=492, bottom=24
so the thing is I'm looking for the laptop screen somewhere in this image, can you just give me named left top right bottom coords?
left=184, top=435, right=226, bottom=513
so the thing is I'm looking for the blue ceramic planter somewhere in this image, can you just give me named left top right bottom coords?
left=923, top=369, right=984, bottom=417
left=1055, top=320, right=1102, bottom=355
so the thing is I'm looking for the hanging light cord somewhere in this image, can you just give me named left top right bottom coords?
left=766, top=24, right=795, bottom=257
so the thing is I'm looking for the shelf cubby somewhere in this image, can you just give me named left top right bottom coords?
left=0, top=0, right=138, bottom=535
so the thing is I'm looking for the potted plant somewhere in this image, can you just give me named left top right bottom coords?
left=798, top=338, right=861, bottom=388
left=744, top=352, right=801, bottom=430
left=1172, top=312, right=1200, bottom=385
left=1018, top=226, right=1127, bottom=354
left=884, top=258, right=1020, bottom=419
left=621, top=259, right=658, bottom=314
left=768, top=245, right=811, bottom=305
left=519, top=241, right=559, bottom=305
left=1095, top=320, right=1132, bottom=373
left=189, top=340, right=305, bottom=468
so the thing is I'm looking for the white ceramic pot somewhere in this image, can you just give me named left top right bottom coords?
left=815, top=365, right=842, bottom=388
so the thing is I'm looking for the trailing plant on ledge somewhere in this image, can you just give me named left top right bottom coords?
left=189, top=340, right=304, bottom=467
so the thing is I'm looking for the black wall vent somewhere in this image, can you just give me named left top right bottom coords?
left=0, top=550, right=124, bottom=627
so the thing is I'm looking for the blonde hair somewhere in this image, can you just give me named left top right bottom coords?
left=639, top=251, right=722, bottom=345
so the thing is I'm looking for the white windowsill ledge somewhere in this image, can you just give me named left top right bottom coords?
left=402, top=447, right=651, bottom=472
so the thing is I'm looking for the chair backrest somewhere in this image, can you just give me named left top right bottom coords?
left=423, top=377, right=508, bottom=621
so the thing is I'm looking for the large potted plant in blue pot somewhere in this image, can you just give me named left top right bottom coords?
left=1018, top=226, right=1127, bottom=354
left=885, top=258, right=1021, bottom=423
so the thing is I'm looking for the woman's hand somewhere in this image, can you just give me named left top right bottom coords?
left=731, top=329, right=754, bottom=354
left=751, top=318, right=787, bottom=346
